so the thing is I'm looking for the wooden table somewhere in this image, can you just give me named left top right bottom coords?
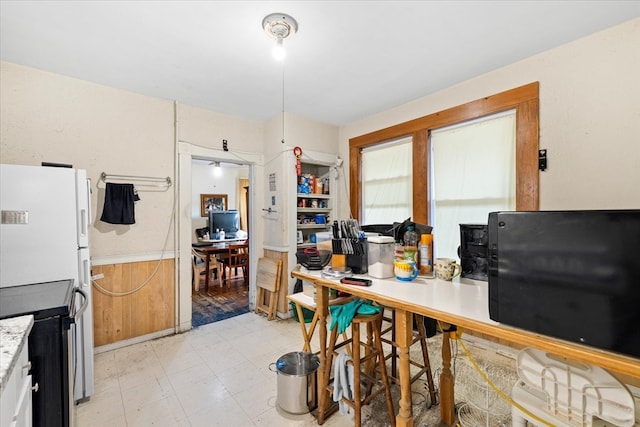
left=193, top=240, right=248, bottom=291
left=291, top=267, right=640, bottom=427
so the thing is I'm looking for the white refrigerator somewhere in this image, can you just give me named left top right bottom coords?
left=0, top=163, right=94, bottom=402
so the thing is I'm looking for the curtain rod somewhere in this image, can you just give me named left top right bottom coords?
left=100, top=172, right=172, bottom=187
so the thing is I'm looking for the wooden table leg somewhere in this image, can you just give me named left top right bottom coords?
left=204, top=252, right=211, bottom=292
left=440, top=323, right=456, bottom=425
left=316, top=285, right=330, bottom=425
left=395, top=308, right=414, bottom=427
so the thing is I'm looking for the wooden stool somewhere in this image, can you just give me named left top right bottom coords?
left=324, top=310, right=396, bottom=427
left=380, top=309, right=437, bottom=407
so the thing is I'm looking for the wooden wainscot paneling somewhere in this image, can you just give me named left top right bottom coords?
left=92, top=258, right=175, bottom=347
left=262, top=249, right=290, bottom=316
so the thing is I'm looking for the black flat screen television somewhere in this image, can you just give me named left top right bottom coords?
left=488, top=209, right=640, bottom=358
left=209, top=210, right=240, bottom=238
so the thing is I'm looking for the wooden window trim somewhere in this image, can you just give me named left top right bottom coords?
left=349, top=82, right=539, bottom=224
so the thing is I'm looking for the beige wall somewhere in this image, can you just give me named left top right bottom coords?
left=262, top=112, right=339, bottom=249
left=0, top=62, right=175, bottom=258
left=338, top=18, right=640, bottom=216
left=0, top=62, right=274, bottom=261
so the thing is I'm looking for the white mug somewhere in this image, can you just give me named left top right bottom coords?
left=435, top=258, right=462, bottom=281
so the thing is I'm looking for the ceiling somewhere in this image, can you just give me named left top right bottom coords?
left=1, top=1, right=638, bottom=126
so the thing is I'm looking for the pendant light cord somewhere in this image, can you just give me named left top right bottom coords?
left=281, top=66, right=285, bottom=144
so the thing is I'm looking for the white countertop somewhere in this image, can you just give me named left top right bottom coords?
left=0, top=315, right=34, bottom=392
left=293, top=267, right=640, bottom=379
left=297, top=268, right=498, bottom=327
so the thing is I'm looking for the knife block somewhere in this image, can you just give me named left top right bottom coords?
left=347, top=243, right=368, bottom=274
left=347, top=253, right=368, bottom=274
left=330, top=239, right=368, bottom=274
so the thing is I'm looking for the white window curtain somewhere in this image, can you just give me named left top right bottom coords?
left=361, top=137, right=412, bottom=225
left=430, top=111, right=516, bottom=258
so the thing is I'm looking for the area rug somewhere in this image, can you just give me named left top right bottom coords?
left=191, top=286, right=249, bottom=327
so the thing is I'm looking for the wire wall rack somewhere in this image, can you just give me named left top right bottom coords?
left=100, top=172, right=172, bottom=190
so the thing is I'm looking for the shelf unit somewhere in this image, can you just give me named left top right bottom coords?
left=296, top=163, right=332, bottom=248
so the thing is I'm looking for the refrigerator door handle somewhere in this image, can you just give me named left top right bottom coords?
left=80, top=208, right=89, bottom=240
left=86, top=178, right=92, bottom=227
left=79, top=179, right=91, bottom=239
left=81, top=257, right=91, bottom=288
left=71, top=288, right=89, bottom=322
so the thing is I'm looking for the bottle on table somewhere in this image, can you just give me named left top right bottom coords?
left=419, top=233, right=433, bottom=275
left=215, top=228, right=220, bottom=240
left=403, top=223, right=418, bottom=264
left=219, top=229, right=226, bottom=240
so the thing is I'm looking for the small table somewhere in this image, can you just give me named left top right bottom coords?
left=194, top=240, right=248, bottom=291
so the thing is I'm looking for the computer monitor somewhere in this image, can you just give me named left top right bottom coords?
left=209, top=210, right=240, bottom=238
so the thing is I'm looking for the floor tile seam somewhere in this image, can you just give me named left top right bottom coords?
left=229, top=388, right=278, bottom=421
left=121, top=394, right=189, bottom=426
left=119, top=374, right=179, bottom=410
left=155, top=387, right=194, bottom=425
left=155, top=351, right=211, bottom=377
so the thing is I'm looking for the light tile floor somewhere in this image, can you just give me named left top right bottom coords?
left=76, top=313, right=359, bottom=427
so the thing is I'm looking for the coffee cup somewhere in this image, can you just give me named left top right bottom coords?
left=435, top=258, right=462, bottom=281
left=394, top=260, right=418, bottom=281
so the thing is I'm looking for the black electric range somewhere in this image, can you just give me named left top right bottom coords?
left=0, top=279, right=79, bottom=427
left=0, top=279, right=75, bottom=320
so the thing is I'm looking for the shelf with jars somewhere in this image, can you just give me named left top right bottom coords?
left=296, top=164, right=332, bottom=248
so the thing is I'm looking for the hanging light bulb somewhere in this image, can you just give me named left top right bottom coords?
left=263, top=13, right=298, bottom=61
left=211, top=161, right=222, bottom=177
left=272, top=38, right=286, bottom=61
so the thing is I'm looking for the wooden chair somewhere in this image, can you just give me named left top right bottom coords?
left=222, top=241, right=249, bottom=287
left=254, top=257, right=282, bottom=320
left=191, top=247, right=222, bottom=292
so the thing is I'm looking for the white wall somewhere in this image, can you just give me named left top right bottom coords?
left=338, top=18, right=640, bottom=216
left=191, top=163, right=248, bottom=215
left=191, top=162, right=248, bottom=231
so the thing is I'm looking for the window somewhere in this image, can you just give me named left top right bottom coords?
left=430, top=111, right=516, bottom=257
left=361, top=137, right=413, bottom=224
left=349, top=82, right=539, bottom=228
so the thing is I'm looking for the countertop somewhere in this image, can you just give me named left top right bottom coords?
left=0, top=315, right=34, bottom=392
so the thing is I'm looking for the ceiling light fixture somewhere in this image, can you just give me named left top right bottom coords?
left=262, top=13, right=298, bottom=61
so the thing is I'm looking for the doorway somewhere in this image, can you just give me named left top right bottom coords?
left=191, top=159, right=250, bottom=326
left=176, top=142, right=264, bottom=333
